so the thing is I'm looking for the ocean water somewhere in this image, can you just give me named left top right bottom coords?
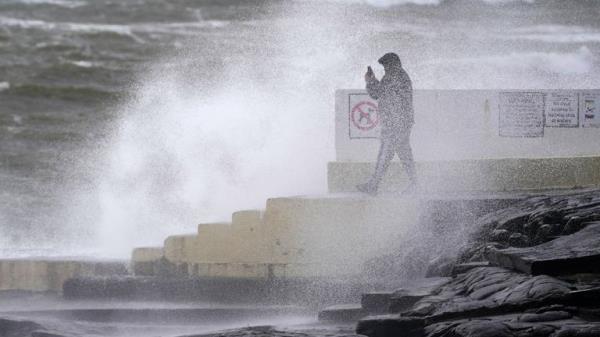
left=0, top=0, right=599, bottom=257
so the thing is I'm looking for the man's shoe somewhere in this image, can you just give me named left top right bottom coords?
left=356, top=182, right=378, bottom=196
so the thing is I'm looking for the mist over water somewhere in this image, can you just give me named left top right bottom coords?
left=1, top=0, right=599, bottom=256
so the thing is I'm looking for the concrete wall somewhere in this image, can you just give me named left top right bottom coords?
left=328, top=156, right=600, bottom=193
left=336, top=89, right=600, bottom=162
left=0, top=259, right=127, bottom=292
left=133, top=195, right=421, bottom=279
left=333, top=89, right=600, bottom=193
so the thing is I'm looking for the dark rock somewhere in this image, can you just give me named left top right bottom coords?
left=0, top=318, right=43, bottom=337
left=562, top=217, right=588, bottom=235
left=564, top=287, right=600, bottom=306
left=425, top=314, right=600, bottom=337
left=507, top=233, right=528, bottom=247
left=31, top=331, right=69, bottom=337
left=356, top=315, right=425, bottom=337
left=425, top=256, right=454, bottom=278
left=486, top=222, right=600, bottom=276
left=534, top=224, right=553, bottom=243
left=389, top=278, right=451, bottom=314
left=361, top=292, right=393, bottom=314
left=491, top=229, right=510, bottom=242
left=318, top=304, right=366, bottom=323
left=426, top=319, right=515, bottom=337
left=518, top=310, right=572, bottom=322
left=498, top=213, right=529, bottom=232
left=405, top=267, right=572, bottom=320
left=452, top=262, right=490, bottom=276
left=554, top=326, right=600, bottom=337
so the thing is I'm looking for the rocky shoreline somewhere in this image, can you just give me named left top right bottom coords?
left=322, top=189, right=600, bottom=337
left=2, top=189, right=600, bottom=337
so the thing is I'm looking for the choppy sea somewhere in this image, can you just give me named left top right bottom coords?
left=1, top=0, right=599, bottom=257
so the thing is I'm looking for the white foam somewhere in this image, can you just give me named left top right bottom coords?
left=432, top=46, right=595, bottom=75
left=310, top=0, right=535, bottom=7
left=13, top=0, right=86, bottom=8
left=501, top=25, right=600, bottom=43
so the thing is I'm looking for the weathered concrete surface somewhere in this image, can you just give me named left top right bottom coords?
left=131, top=247, right=164, bottom=276
left=328, top=156, right=600, bottom=193
left=0, top=258, right=127, bottom=292
left=62, top=275, right=387, bottom=305
left=486, top=222, right=600, bottom=276
left=132, top=196, right=423, bottom=279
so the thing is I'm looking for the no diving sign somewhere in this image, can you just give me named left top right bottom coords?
left=349, top=93, right=380, bottom=139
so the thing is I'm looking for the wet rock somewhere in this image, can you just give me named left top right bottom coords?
left=425, top=313, right=600, bottom=337
left=534, top=224, right=553, bottom=243
left=518, top=310, right=572, bottom=322
left=183, top=325, right=363, bottom=337
left=562, top=217, right=588, bottom=235
left=425, top=256, right=454, bottom=278
left=507, top=233, right=528, bottom=247
left=554, top=326, right=600, bottom=337
left=426, top=319, right=515, bottom=337
left=0, top=318, right=44, bottom=337
left=389, top=278, right=451, bottom=314
left=460, top=190, right=600, bottom=263
left=451, top=262, right=490, bottom=276
left=486, top=222, right=600, bottom=276
left=405, top=267, right=572, bottom=320
left=318, top=304, right=365, bottom=323
left=498, top=213, right=530, bottom=233
left=491, top=229, right=510, bottom=242
left=31, top=331, right=69, bottom=337
left=356, top=315, right=425, bottom=337
left=361, top=292, right=392, bottom=314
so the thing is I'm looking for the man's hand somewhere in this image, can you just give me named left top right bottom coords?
left=365, top=66, right=375, bottom=82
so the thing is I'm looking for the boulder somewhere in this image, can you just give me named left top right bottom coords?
left=389, top=278, right=451, bottom=314
left=405, top=267, right=573, bottom=320
left=451, top=262, right=490, bottom=276
left=356, top=315, right=425, bottom=337
left=486, top=222, right=600, bottom=276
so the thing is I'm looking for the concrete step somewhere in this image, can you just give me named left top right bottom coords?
left=318, top=304, right=366, bottom=323
left=361, top=292, right=393, bottom=314
left=131, top=247, right=164, bottom=276
left=328, top=156, right=600, bottom=193
left=0, top=258, right=127, bottom=292
left=132, top=193, right=524, bottom=280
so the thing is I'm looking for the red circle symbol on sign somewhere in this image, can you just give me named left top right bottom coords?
left=351, top=101, right=379, bottom=131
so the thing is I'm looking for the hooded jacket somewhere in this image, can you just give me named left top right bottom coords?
left=366, top=65, right=414, bottom=137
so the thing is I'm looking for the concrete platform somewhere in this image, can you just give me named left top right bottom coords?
left=131, top=193, right=524, bottom=280
left=328, top=156, right=600, bottom=193
left=0, top=258, right=127, bottom=292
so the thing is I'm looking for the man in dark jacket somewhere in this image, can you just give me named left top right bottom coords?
left=357, top=52, right=416, bottom=195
